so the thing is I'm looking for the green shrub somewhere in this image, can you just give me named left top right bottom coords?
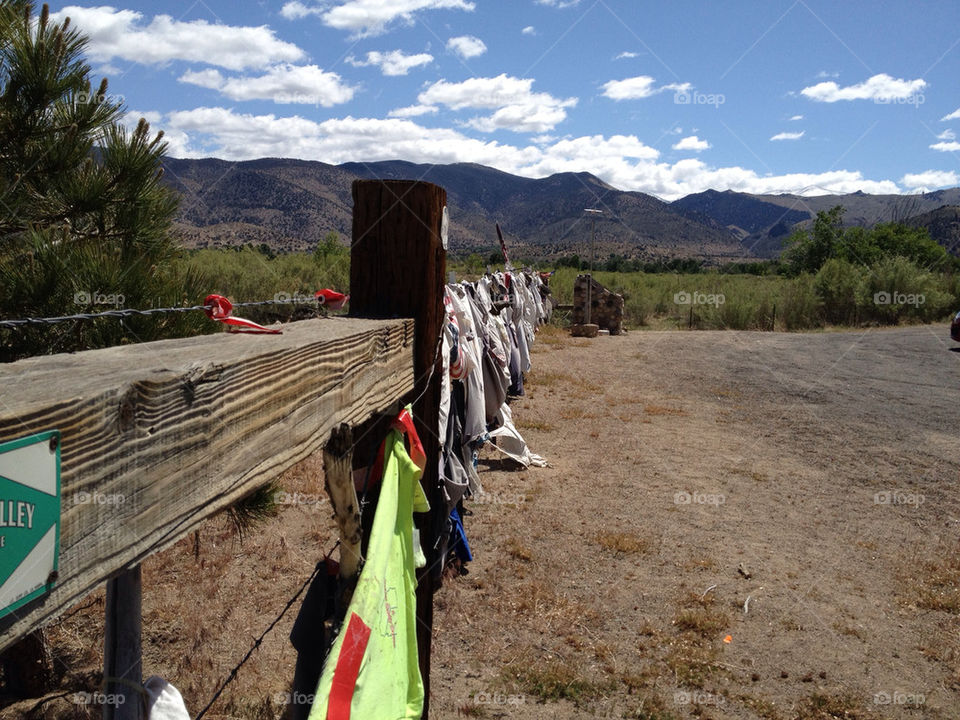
left=815, top=258, right=863, bottom=325
left=779, top=274, right=822, bottom=330
left=858, top=256, right=952, bottom=324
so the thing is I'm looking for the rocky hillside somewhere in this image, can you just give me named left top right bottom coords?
left=161, top=156, right=960, bottom=261
left=672, top=188, right=960, bottom=258
left=905, top=204, right=960, bottom=256
left=161, top=157, right=748, bottom=261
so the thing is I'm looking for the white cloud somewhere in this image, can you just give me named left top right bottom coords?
left=124, top=110, right=191, bottom=157
left=930, top=141, right=960, bottom=152
left=522, top=26, right=536, bottom=36
left=771, top=131, right=805, bottom=141
left=50, top=6, right=304, bottom=71
left=294, top=0, right=475, bottom=37
left=179, top=69, right=224, bottom=90
left=447, top=35, right=487, bottom=59
left=601, top=75, right=690, bottom=100
left=941, top=108, right=960, bottom=121
left=418, top=74, right=576, bottom=132
left=615, top=51, right=639, bottom=60
left=816, top=70, right=840, bottom=79
left=179, top=65, right=354, bottom=106
left=388, top=104, right=439, bottom=118
left=346, top=50, right=433, bottom=75
left=673, top=135, right=710, bottom=152
left=901, top=170, right=959, bottom=189
left=535, top=0, right=581, bottom=6
left=465, top=105, right=570, bottom=133
left=789, top=114, right=803, bottom=121
left=800, top=73, right=926, bottom=102
left=936, top=129, right=956, bottom=141
left=280, top=2, right=323, bottom=19
left=149, top=106, right=903, bottom=200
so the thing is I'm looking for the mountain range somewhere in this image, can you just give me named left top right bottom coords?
left=161, top=157, right=960, bottom=263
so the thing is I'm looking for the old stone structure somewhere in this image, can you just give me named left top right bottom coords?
left=572, top=274, right=624, bottom=335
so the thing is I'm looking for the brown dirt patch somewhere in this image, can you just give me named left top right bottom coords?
left=5, top=324, right=959, bottom=719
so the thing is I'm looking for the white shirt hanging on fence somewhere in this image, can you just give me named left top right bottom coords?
left=144, top=676, right=191, bottom=720
left=445, top=285, right=487, bottom=446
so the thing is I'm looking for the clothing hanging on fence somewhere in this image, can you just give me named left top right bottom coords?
left=432, top=271, right=550, bottom=578
left=144, top=676, right=191, bottom=720
left=488, top=402, right=548, bottom=468
left=310, top=408, right=429, bottom=720
left=449, top=506, right=473, bottom=563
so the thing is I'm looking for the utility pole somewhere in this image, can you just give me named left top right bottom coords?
left=584, top=208, right=602, bottom=325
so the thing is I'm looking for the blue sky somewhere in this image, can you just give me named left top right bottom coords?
left=49, top=0, right=960, bottom=200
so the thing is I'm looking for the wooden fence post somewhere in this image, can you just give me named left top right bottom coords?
left=349, top=179, right=446, bottom=719
left=103, top=565, right=143, bottom=720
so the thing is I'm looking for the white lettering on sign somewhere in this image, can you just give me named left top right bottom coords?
left=0, top=500, right=36, bottom=528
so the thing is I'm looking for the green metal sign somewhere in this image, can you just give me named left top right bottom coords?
left=0, top=431, right=61, bottom=620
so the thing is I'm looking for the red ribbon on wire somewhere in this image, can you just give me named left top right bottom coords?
left=203, top=294, right=282, bottom=334
left=315, top=288, right=349, bottom=310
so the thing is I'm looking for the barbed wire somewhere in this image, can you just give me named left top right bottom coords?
left=193, top=539, right=341, bottom=720
left=0, top=298, right=321, bottom=329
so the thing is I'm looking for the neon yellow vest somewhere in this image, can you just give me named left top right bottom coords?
left=310, top=420, right=429, bottom=720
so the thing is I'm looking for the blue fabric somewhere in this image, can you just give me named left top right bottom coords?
left=449, top=507, right=473, bottom=563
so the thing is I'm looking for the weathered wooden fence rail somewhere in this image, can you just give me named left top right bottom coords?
left=0, top=316, right=416, bottom=651
left=0, top=179, right=448, bottom=720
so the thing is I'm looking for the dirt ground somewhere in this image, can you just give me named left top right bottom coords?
left=4, top=324, right=959, bottom=720
left=430, top=324, right=960, bottom=720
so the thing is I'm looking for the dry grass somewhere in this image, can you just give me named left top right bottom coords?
left=535, top=325, right=570, bottom=346
left=500, top=659, right=615, bottom=705
left=457, top=703, right=489, bottom=717
left=525, top=369, right=577, bottom=387
left=505, top=536, right=534, bottom=562
left=662, top=637, right=722, bottom=689
left=794, top=692, right=877, bottom=719
left=672, top=606, right=730, bottom=637
left=913, top=544, right=960, bottom=613
left=831, top=621, right=865, bottom=640
left=644, top=404, right=686, bottom=416
left=595, top=531, right=650, bottom=555
left=559, top=407, right=601, bottom=420
left=514, top=417, right=555, bottom=432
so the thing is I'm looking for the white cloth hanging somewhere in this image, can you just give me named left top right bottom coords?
left=144, top=676, right=190, bottom=720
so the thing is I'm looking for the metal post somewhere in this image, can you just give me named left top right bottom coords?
left=103, top=566, right=143, bottom=720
